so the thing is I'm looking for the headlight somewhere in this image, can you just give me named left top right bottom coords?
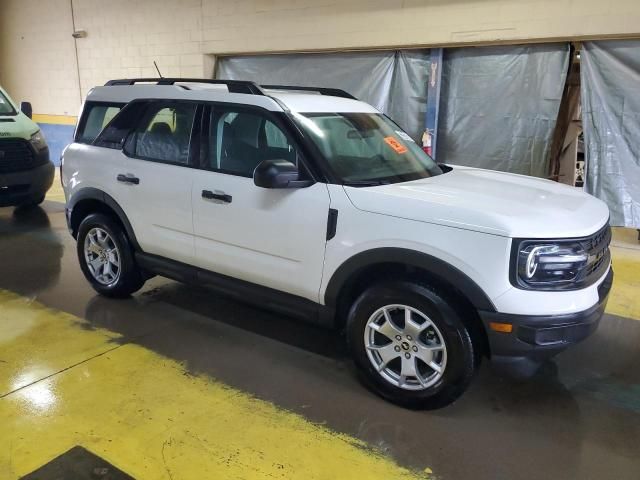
left=515, top=241, right=588, bottom=289
left=29, top=130, right=47, bottom=150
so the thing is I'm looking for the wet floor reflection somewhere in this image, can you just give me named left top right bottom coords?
left=0, top=205, right=64, bottom=295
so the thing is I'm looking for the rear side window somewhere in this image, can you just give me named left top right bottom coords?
left=125, top=102, right=197, bottom=165
left=76, top=103, right=123, bottom=144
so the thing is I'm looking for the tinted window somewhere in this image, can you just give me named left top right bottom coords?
left=128, top=103, right=197, bottom=164
left=76, top=103, right=123, bottom=144
left=265, top=120, right=289, bottom=148
left=206, top=109, right=296, bottom=177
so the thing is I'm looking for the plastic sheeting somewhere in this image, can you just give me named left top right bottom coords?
left=581, top=40, right=640, bottom=227
left=216, top=50, right=429, bottom=140
left=437, top=44, right=570, bottom=177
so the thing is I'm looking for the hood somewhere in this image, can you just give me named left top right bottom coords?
left=344, top=165, right=610, bottom=238
left=0, top=111, right=39, bottom=140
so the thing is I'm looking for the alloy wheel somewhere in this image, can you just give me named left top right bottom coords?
left=364, top=304, right=447, bottom=390
left=83, top=227, right=121, bottom=285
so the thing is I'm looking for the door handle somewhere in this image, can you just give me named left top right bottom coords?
left=202, top=190, right=232, bottom=203
left=117, top=174, right=140, bottom=185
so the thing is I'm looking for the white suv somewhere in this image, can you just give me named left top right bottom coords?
left=62, top=78, right=613, bottom=408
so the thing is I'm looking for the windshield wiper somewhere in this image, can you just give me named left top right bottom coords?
left=342, top=180, right=390, bottom=187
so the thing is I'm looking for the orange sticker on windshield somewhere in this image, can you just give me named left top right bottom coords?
left=383, top=136, right=408, bottom=154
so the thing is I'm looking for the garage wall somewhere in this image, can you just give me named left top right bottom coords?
left=71, top=0, right=206, bottom=97
left=0, top=0, right=82, bottom=165
left=0, top=0, right=80, bottom=117
left=198, top=0, right=640, bottom=53
left=1, top=0, right=640, bottom=118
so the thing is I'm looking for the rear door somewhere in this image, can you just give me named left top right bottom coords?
left=191, top=104, right=331, bottom=302
left=94, top=100, right=199, bottom=265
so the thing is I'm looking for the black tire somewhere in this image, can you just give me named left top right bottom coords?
left=346, top=281, right=478, bottom=409
left=18, top=194, right=45, bottom=208
left=76, top=213, right=145, bottom=298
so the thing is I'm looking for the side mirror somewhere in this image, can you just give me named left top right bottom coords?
left=253, top=159, right=313, bottom=189
left=20, top=101, right=33, bottom=119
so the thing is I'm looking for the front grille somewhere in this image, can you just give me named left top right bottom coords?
left=579, top=224, right=611, bottom=284
left=0, top=138, right=40, bottom=173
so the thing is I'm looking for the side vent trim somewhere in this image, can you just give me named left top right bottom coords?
left=326, top=208, right=338, bottom=241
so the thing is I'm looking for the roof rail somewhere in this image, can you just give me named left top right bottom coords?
left=261, top=85, right=356, bottom=100
left=104, top=78, right=265, bottom=95
left=103, top=78, right=357, bottom=99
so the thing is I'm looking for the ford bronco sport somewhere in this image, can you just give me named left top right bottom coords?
left=61, top=79, right=613, bottom=408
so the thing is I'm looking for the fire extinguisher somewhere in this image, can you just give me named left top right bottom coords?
left=422, top=129, right=433, bottom=157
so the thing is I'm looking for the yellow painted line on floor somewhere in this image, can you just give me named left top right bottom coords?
left=45, top=170, right=65, bottom=203
left=607, top=244, right=640, bottom=321
left=0, top=290, right=429, bottom=479
left=0, top=294, right=120, bottom=396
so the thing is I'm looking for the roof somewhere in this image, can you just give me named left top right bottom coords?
left=85, top=79, right=379, bottom=114
left=266, top=91, right=378, bottom=113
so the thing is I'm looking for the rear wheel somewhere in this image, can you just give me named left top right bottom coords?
left=77, top=213, right=145, bottom=297
left=347, top=281, right=478, bottom=409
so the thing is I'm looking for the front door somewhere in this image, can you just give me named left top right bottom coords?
left=191, top=105, right=330, bottom=302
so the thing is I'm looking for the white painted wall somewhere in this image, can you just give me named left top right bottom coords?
left=0, top=0, right=81, bottom=115
left=1, top=0, right=639, bottom=116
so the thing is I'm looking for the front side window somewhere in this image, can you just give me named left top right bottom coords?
left=128, top=103, right=197, bottom=164
left=292, top=112, right=442, bottom=185
left=204, top=108, right=297, bottom=177
left=0, top=90, right=16, bottom=115
left=76, top=103, right=123, bottom=144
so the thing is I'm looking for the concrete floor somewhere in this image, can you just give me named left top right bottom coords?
left=1, top=194, right=640, bottom=479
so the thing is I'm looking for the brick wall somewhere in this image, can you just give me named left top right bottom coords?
left=0, top=0, right=80, bottom=116
left=1, top=0, right=640, bottom=116
left=72, top=0, right=205, bottom=96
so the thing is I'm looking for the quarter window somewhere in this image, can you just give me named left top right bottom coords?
left=205, top=109, right=297, bottom=177
left=76, top=103, right=123, bottom=144
left=265, top=120, right=289, bottom=149
left=128, top=103, right=197, bottom=164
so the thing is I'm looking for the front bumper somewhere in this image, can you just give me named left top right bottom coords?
left=479, top=268, right=613, bottom=377
left=0, top=154, right=54, bottom=207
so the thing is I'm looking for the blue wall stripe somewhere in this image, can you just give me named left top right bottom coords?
left=38, top=123, right=75, bottom=167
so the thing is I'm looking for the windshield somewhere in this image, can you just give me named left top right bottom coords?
left=293, top=112, right=441, bottom=184
left=0, top=90, right=17, bottom=115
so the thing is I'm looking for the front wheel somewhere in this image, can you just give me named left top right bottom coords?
left=18, top=194, right=45, bottom=208
left=347, top=281, right=478, bottom=409
left=76, top=213, right=145, bottom=297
